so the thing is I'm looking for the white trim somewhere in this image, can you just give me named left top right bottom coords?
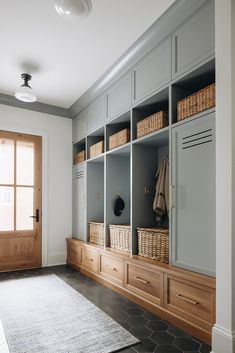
left=211, top=325, right=235, bottom=353
left=0, top=122, right=49, bottom=266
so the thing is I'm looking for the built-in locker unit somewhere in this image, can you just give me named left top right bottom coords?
left=72, top=163, right=87, bottom=241
left=171, top=114, right=215, bottom=276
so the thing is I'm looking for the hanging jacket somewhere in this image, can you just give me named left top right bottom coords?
left=153, top=158, right=169, bottom=222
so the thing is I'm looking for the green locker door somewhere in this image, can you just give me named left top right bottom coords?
left=171, top=113, right=215, bottom=276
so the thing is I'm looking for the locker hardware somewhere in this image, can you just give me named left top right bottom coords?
left=135, top=276, right=150, bottom=285
left=106, top=264, right=117, bottom=271
left=176, top=294, right=198, bottom=305
left=144, top=186, right=149, bottom=196
left=169, top=186, right=175, bottom=208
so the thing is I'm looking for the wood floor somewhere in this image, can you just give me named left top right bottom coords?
left=0, top=265, right=211, bottom=353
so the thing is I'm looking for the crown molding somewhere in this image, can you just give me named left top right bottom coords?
left=0, top=0, right=210, bottom=119
left=0, top=93, right=72, bottom=119
left=70, top=0, right=210, bottom=119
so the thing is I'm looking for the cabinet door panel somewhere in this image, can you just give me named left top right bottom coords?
left=172, top=1, right=215, bottom=78
left=72, top=164, right=87, bottom=241
left=107, top=71, right=131, bottom=120
left=171, top=114, right=215, bottom=276
left=87, top=95, right=106, bottom=133
left=72, top=109, right=87, bottom=143
left=133, top=38, right=171, bottom=102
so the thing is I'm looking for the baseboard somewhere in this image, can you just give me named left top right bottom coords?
left=47, top=252, right=66, bottom=266
left=211, top=324, right=235, bottom=353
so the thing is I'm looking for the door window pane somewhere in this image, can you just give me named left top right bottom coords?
left=16, top=187, right=34, bottom=230
left=0, top=187, right=14, bottom=231
left=0, top=138, right=14, bottom=184
left=17, top=141, right=34, bottom=186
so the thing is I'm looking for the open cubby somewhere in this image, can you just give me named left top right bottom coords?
left=171, top=59, right=215, bottom=124
left=73, top=138, right=86, bottom=165
left=132, top=87, right=169, bottom=140
left=106, top=110, right=131, bottom=152
left=132, top=136, right=169, bottom=255
left=87, top=127, right=105, bottom=160
left=106, top=153, right=131, bottom=248
left=87, top=159, right=105, bottom=242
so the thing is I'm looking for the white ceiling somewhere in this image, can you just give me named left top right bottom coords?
left=0, top=0, right=175, bottom=109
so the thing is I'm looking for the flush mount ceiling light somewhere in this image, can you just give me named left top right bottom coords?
left=54, top=0, right=92, bottom=19
left=15, top=73, right=37, bottom=103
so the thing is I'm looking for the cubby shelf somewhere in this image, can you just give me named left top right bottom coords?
left=86, top=153, right=105, bottom=163
left=132, top=126, right=169, bottom=147
left=106, top=142, right=131, bottom=156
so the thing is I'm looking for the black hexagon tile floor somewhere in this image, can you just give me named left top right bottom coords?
left=0, top=265, right=211, bottom=353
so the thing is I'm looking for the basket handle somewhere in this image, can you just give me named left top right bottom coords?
left=135, top=276, right=150, bottom=285
left=176, top=294, right=198, bottom=305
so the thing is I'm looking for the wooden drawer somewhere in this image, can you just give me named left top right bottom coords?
left=164, top=275, right=215, bottom=329
left=125, top=263, right=162, bottom=305
left=81, top=247, right=98, bottom=272
left=68, top=243, right=81, bottom=266
left=100, top=254, right=123, bottom=285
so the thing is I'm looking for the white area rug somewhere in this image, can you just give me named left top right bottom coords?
left=0, top=274, right=139, bottom=353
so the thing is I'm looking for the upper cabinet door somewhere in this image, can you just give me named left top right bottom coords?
left=87, top=95, right=106, bottom=134
left=72, top=109, right=87, bottom=143
left=133, top=38, right=171, bottom=103
left=107, top=71, right=131, bottom=121
left=171, top=114, right=215, bottom=276
left=172, top=1, right=215, bottom=78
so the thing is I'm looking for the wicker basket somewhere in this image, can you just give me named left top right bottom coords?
left=137, top=111, right=168, bottom=139
left=137, top=227, right=169, bottom=263
left=109, top=224, right=131, bottom=252
left=90, top=140, right=104, bottom=159
left=177, top=83, right=216, bottom=121
left=74, top=150, right=85, bottom=165
left=109, top=128, right=130, bottom=150
left=89, top=222, right=105, bottom=246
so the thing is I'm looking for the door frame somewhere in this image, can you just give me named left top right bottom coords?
left=0, top=122, right=49, bottom=266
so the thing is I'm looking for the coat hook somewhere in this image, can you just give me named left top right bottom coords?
left=96, top=192, right=100, bottom=200
left=144, top=186, right=149, bottom=196
left=116, top=192, right=121, bottom=197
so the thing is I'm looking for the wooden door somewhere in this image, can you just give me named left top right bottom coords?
left=0, top=130, right=42, bottom=271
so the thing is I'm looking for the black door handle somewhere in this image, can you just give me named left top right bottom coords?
left=30, top=209, right=40, bottom=222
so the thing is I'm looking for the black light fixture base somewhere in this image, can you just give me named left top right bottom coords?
left=21, top=73, right=32, bottom=88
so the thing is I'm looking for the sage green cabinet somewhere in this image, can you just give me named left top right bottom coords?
left=72, top=163, right=87, bottom=241
left=107, top=71, right=131, bottom=121
left=87, top=95, right=106, bottom=134
left=72, top=109, right=87, bottom=143
left=133, top=38, right=171, bottom=103
left=172, top=1, right=215, bottom=78
left=171, top=114, right=215, bottom=276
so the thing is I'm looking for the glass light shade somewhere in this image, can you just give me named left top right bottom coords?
left=15, top=86, right=37, bottom=103
left=55, top=0, right=92, bottom=19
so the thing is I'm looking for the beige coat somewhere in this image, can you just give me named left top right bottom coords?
left=153, top=158, right=169, bottom=221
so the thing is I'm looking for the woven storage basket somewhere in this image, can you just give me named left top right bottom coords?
left=89, top=222, right=104, bottom=246
left=90, top=140, right=104, bottom=158
left=74, top=150, right=85, bottom=165
left=177, top=83, right=216, bottom=121
left=109, top=224, right=131, bottom=252
left=109, top=128, right=130, bottom=150
left=137, top=227, right=169, bottom=263
left=137, top=111, right=168, bottom=139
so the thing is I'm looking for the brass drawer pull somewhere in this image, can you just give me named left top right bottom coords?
left=106, top=264, right=117, bottom=271
left=86, top=256, right=94, bottom=262
left=177, top=294, right=198, bottom=305
left=135, top=276, right=150, bottom=285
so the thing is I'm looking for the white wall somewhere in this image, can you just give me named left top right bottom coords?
left=212, top=1, right=235, bottom=352
left=0, top=104, right=72, bottom=266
